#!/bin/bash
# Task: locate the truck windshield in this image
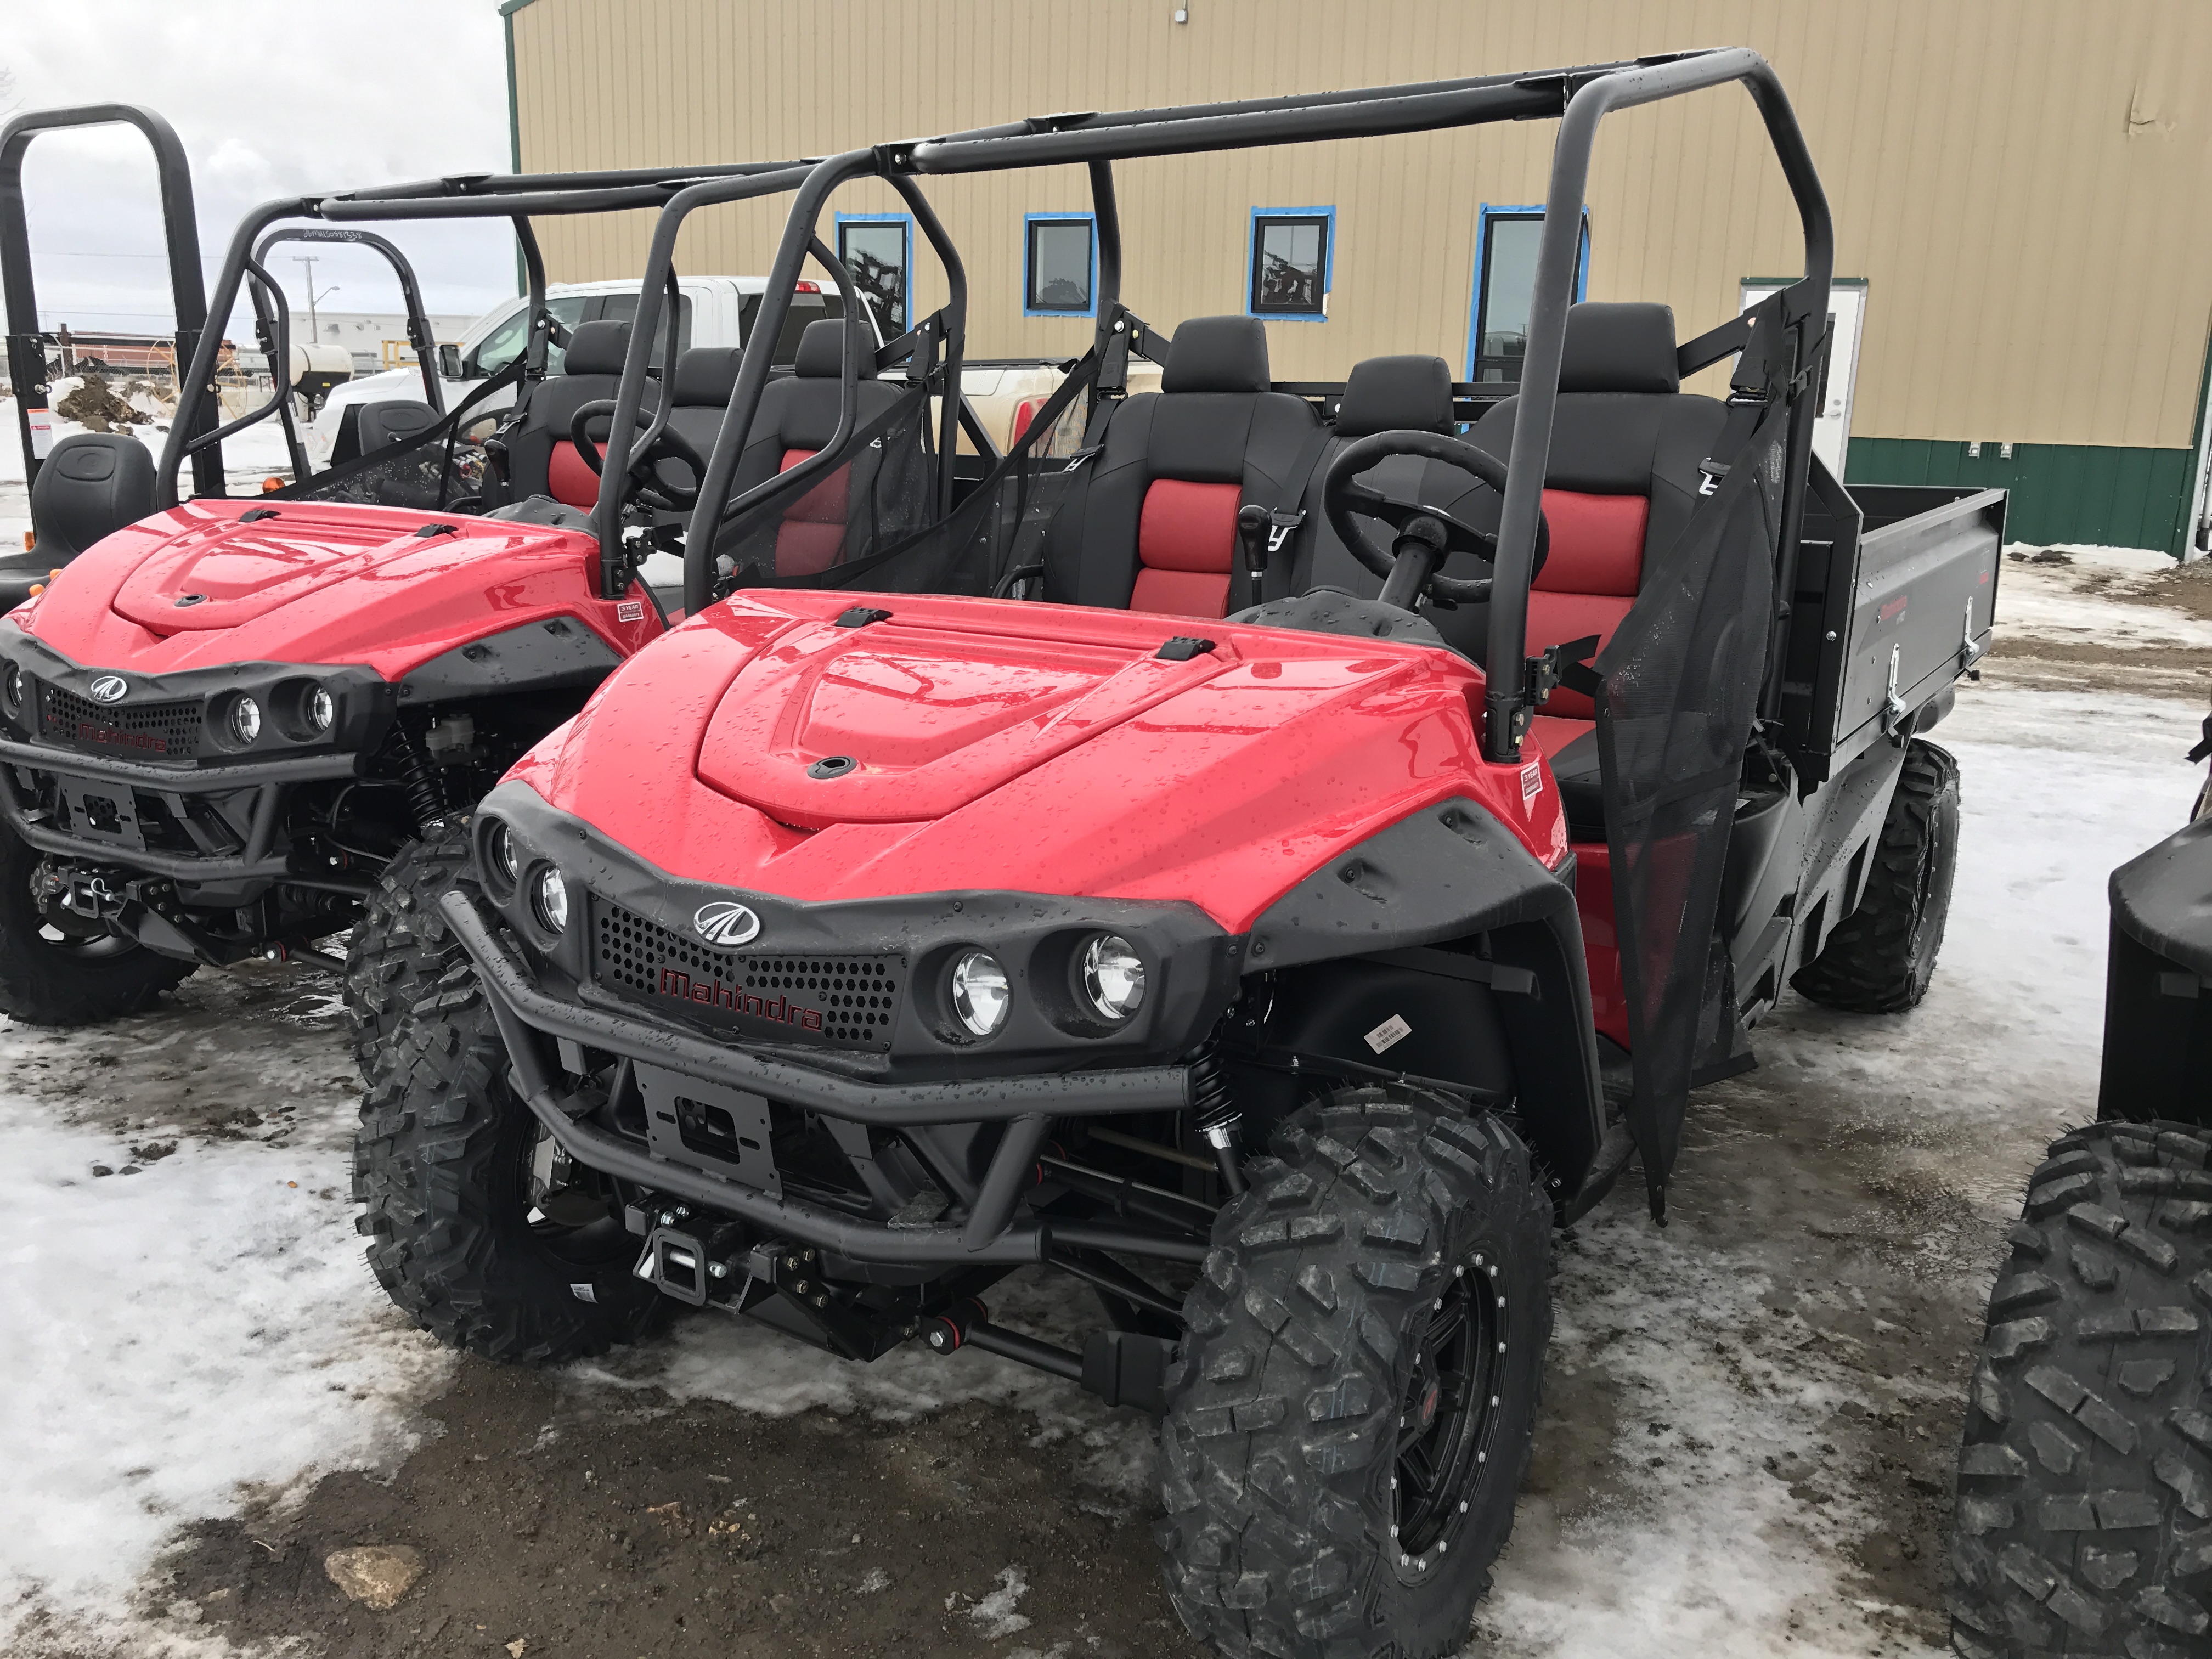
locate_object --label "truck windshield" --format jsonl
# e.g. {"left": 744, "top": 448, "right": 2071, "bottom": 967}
{"left": 737, "top": 289, "right": 845, "bottom": 365}
{"left": 469, "top": 295, "right": 588, "bottom": 379}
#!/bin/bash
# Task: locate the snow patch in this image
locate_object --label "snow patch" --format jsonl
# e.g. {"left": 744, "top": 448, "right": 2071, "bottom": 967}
{"left": 968, "top": 1566, "right": 1034, "bottom": 1640}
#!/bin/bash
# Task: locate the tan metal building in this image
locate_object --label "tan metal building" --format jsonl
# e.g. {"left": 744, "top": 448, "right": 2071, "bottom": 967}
{"left": 501, "top": 0, "right": 2212, "bottom": 554}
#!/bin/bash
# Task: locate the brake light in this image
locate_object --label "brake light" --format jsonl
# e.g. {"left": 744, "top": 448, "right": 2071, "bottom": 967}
{"left": 1011, "top": 398, "right": 1046, "bottom": 446}
{"left": 793, "top": 280, "right": 820, "bottom": 294}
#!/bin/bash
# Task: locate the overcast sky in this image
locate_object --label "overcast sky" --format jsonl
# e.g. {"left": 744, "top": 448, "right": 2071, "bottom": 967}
{"left": 5, "top": 2, "right": 516, "bottom": 341}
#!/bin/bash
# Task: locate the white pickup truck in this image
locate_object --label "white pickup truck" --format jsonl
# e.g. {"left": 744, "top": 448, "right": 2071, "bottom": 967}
{"left": 313, "top": 275, "right": 860, "bottom": 447}
{"left": 317, "top": 275, "right": 1141, "bottom": 459}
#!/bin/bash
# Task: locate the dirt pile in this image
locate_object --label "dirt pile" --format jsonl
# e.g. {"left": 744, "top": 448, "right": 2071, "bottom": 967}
{"left": 54, "top": 375, "right": 145, "bottom": 432}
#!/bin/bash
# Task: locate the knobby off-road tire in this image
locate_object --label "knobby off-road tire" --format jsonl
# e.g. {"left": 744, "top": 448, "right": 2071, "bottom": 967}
{"left": 1159, "top": 1087, "right": 1553, "bottom": 1659}
{"left": 345, "top": 816, "right": 473, "bottom": 1076}
{"left": 0, "top": 824, "right": 193, "bottom": 1025}
{"left": 1794, "top": 738, "right": 1961, "bottom": 1013}
{"left": 1950, "top": 1120, "right": 2212, "bottom": 1658}
{"left": 354, "top": 967, "right": 669, "bottom": 1362}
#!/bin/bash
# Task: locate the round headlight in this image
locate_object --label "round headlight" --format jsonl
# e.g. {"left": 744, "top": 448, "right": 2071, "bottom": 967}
{"left": 227, "top": 695, "right": 262, "bottom": 746}
{"left": 486, "top": 820, "right": 518, "bottom": 887}
{"left": 306, "top": 685, "right": 335, "bottom": 733}
{"left": 1080, "top": 933, "right": 1146, "bottom": 1021}
{"left": 949, "top": 949, "right": 1010, "bottom": 1039}
{"left": 2, "top": 663, "right": 21, "bottom": 713}
{"left": 532, "top": 865, "right": 569, "bottom": 934}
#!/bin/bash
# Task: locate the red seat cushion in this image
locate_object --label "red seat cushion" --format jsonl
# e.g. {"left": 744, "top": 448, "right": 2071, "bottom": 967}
{"left": 1130, "top": 478, "right": 1239, "bottom": 618}
{"left": 774, "top": 447, "right": 851, "bottom": 577}
{"left": 1527, "top": 488, "right": 1649, "bottom": 719}
{"left": 546, "top": 441, "right": 606, "bottom": 510}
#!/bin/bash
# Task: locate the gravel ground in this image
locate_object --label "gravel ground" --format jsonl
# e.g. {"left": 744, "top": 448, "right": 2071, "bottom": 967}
{"left": 1, "top": 552, "right": 2207, "bottom": 1659}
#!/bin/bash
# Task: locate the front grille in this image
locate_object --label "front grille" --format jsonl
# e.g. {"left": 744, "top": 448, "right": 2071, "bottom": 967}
{"left": 36, "top": 682, "right": 201, "bottom": 762}
{"left": 592, "top": 898, "right": 904, "bottom": 1049}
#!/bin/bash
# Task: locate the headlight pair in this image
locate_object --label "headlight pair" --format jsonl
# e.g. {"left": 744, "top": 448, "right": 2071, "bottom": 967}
{"left": 218, "top": 680, "right": 335, "bottom": 749}
{"left": 481, "top": 816, "right": 567, "bottom": 938}
{"left": 946, "top": 932, "right": 1146, "bottom": 1040}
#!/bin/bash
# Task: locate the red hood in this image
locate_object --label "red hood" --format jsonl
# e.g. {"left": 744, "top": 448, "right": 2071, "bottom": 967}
{"left": 513, "top": 591, "right": 1568, "bottom": 934}
{"left": 9, "top": 499, "right": 661, "bottom": 677}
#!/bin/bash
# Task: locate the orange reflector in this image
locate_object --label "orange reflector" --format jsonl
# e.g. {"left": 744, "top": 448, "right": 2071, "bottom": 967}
{"left": 47, "top": 568, "right": 60, "bottom": 581}
{"left": 26, "top": 584, "right": 43, "bottom": 598}
{"left": 261, "top": 476, "right": 284, "bottom": 493}
{"left": 20, "top": 531, "right": 32, "bottom": 552}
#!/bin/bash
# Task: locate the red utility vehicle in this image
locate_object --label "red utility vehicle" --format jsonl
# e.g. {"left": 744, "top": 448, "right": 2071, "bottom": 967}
{"left": 365, "top": 53, "right": 2002, "bottom": 1658}
{"left": 0, "top": 136, "right": 955, "bottom": 1050}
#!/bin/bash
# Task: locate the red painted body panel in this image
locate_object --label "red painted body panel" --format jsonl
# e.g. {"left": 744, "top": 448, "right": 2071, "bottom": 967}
{"left": 4, "top": 498, "right": 663, "bottom": 678}
{"left": 513, "top": 590, "right": 1571, "bottom": 938}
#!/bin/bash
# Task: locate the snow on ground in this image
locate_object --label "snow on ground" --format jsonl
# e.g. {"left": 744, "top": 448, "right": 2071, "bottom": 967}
{"left": 0, "top": 592, "right": 2205, "bottom": 1654}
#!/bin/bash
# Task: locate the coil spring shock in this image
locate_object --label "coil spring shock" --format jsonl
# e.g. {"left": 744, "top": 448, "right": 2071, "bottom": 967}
{"left": 387, "top": 725, "right": 447, "bottom": 831}
{"left": 1189, "top": 1047, "right": 1246, "bottom": 1197}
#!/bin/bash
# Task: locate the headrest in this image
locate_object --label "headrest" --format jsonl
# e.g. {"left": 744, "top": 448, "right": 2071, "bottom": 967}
{"left": 1161, "top": 315, "right": 1270, "bottom": 394}
{"left": 1558, "top": 302, "right": 1678, "bottom": 394}
{"left": 560, "top": 319, "right": 630, "bottom": 377}
{"left": 793, "top": 318, "right": 874, "bottom": 380}
{"left": 673, "top": 345, "right": 744, "bottom": 407}
{"left": 1335, "top": 355, "right": 1454, "bottom": 437}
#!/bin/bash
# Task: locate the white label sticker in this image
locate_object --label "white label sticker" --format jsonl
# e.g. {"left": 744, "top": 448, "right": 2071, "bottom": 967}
{"left": 1364, "top": 1013, "right": 1412, "bottom": 1054}
{"left": 615, "top": 599, "right": 645, "bottom": 623}
{"left": 1521, "top": 760, "right": 1542, "bottom": 810}
{"left": 569, "top": 1282, "right": 599, "bottom": 1304}
{"left": 27, "top": 408, "right": 53, "bottom": 459}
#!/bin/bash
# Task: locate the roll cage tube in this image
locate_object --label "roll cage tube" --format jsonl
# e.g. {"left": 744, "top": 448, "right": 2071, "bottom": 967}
{"left": 155, "top": 159, "right": 804, "bottom": 507}
{"left": 0, "top": 104, "right": 221, "bottom": 497}
{"left": 253, "top": 225, "right": 447, "bottom": 413}
{"left": 676, "top": 151, "right": 975, "bottom": 617}
{"left": 884, "top": 48, "right": 1831, "bottom": 761}
{"left": 1476, "top": 51, "right": 1832, "bottom": 762}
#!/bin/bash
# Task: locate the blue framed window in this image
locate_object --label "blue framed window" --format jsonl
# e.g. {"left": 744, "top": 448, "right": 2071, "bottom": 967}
{"left": 1246, "top": 206, "right": 1334, "bottom": 320}
{"left": 1023, "top": 213, "right": 1096, "bottom": 318}
{"left": 834, "top": 211, "right": 911, "bottom": 336}
{"left": 1465, "top": 205, "right": 1590, "bottom": 382}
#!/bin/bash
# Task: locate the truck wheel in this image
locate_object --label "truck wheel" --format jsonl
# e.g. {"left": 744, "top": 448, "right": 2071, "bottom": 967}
{"left": 0, "top": 827, "right": 193, "bottom": 1025}
{"left": 345, "top": 816, "right": 473, "bottom": 1076}
{"left": 354, "top": 972, "right": 670, "bottom": 1362}
{"left": 1793, "top": 738, "right": 1960, "bottom": 1013}
{"left": 1158, "top": 1087, "right": 1552, "bottom": 1659}
{"left": 1949, "top": 1120, "right": 2212, "bottom": 1657}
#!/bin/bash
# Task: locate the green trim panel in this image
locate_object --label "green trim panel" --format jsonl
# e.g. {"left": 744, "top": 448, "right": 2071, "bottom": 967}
{"left": 1846, "top": 437, "right": 2193, "bottom": 556}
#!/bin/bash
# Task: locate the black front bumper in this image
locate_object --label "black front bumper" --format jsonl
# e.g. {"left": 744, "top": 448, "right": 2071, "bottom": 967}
{"left": 0, "top": 629, "right": 392, "bottom": 883}
{"left": 444, "top": 889, "right": 1212, "bottom": 1268}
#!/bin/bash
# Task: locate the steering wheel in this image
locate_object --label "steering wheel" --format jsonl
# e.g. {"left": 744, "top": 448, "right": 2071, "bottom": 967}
{"left": 568, "top": 400, "right": 708, "bottom": 510}
{"left": 1321, "top": 430, "right": 1549, "bottom": 612}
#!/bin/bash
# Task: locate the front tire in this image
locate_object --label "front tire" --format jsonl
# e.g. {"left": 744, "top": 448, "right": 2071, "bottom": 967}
{"left": 1794, "top": 738, "right": 1960, "bottom": 1013}
{"left": 344, "top": 816, "right": 473, "bottom": 1076}
{"left": 0, "top": 826, "right": 194, "bottom": 1025}
{"left": 354, "top": 969, "right": 669, "bottom": 1362}
{"left": 1949, "top": 1121, "right": 2212, "bottom": 1658}
{"left": 1158, "top": 1087, "right": 1552, "bottom": 1659}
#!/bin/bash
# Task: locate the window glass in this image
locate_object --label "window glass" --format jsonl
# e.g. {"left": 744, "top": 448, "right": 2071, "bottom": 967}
{"left": 469, "top": 294, "right": 588, "bottom": 378}
{"left": 1250, "top": 214, "right": 1328, "bottom": 316}
{"left": 1472, "top": 213, "right": 1590, "bottom": 383}
{"left": 1026, "top": 218, "right": 1093, "bottom": 314}
{"left": 736, "top": 291, "right": 848, "bottom": 368}
{"left": 593, "top": 292, "right": 694, "bottom": 366}
{"left": 836, "top": 220, "right": 907, "bottom": 335}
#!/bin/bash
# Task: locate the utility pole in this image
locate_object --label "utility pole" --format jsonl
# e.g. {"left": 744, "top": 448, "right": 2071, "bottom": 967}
{"left": 290, "top": 255, "right": 326, "bottom": 340}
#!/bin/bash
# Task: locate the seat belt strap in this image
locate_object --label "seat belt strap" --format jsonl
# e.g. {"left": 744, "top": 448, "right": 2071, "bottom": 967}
{"left": 1238, "top": 425, "right": 1336, "bottom": 603}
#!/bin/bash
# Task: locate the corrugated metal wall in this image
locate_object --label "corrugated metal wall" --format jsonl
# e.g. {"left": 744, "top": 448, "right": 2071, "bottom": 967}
{"left": 509, "top": 0, "right": 2212, "bottom": 458}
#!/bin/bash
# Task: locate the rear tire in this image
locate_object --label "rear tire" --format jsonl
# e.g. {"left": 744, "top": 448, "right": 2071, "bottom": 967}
{"left": 354, "top": 969, "right": 669, "bottom": 1362}
{"left": 0, "top": 826, "right": 194, "bottom": 1025}
{"left": 1793, "top": 738, "right": 1960, "bottom": 1013}
{"left": 1949, "top": 1121, "right": 2212, "bottom": 1658}
{"left": 1158, "top": 1087, "right": 1552, "bottom": 1659}
{"left": 345, "top": 816, "right": 473, "bottom": 1076}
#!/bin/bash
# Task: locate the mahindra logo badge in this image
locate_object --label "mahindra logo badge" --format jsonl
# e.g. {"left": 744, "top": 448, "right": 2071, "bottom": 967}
{"left": 87, "top": 675, "right": 128, "bottom": 704}
{"left": 692, "top": 900, "right": 761, "bottom": 949}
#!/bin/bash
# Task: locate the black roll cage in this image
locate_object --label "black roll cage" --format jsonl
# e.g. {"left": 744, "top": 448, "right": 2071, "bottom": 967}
{"left": 153, "top": 157, "right": 811, "bottom": 510}
{"left": 0, "top": 104, "right": 223, "bottom": 499}
{"left": 672, "top": 47, "right": 1832, "bottom": 764}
